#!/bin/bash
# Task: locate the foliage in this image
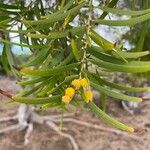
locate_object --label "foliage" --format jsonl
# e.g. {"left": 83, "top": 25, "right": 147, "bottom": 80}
{"left": 122, "top": 0, "right": 150, "bottom": 53}
{"left": 0, "top": 0, "right": 150, "bottom": 132}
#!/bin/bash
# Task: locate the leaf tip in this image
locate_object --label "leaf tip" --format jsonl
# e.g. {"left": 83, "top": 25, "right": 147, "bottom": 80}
{"left": 128, "top": 127, "right": 134, "bottom": 133}
{"left": 134, "top": 128, "right": 147, "bottom": 133}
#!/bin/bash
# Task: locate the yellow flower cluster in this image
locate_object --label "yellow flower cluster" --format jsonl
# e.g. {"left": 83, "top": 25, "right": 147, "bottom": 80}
{"left": 62, "top": 95, "right": 71, "bottom": 104}
{"left": 62, "top": 87, "right": 75, "bottom": 104}
{"left": 85, "top": 90, "right": 93, "bottom": 103}
{"left": 71, "top": 78, "right": 89, "bottom": 89}
{"left": 65, "top": 87, "right": 75, "bottom": 97}
{"left": 62, "top": 77, "right": 93, "bottom": 104}
{"left": 80, "top": 78, "right": 89, "bottom": 87}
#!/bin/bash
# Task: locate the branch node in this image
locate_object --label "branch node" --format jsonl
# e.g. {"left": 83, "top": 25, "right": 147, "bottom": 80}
{"left": 0, "top": 89, "right": 12, "bottom": 99}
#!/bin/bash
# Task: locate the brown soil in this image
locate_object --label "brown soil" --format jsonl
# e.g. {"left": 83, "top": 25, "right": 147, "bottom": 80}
{"left": 0, "top": 76, "right": 150, "bottom": 150}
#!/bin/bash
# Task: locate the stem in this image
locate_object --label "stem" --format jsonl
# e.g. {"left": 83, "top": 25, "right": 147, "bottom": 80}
{"left": 101, "top": 93, "right": 107, "bottom": 112}
{"left": 0, "top": 89, "right": 12, "bottom": 99}
{"left": 79, "top": 0, "right": 93, "bottom": 78}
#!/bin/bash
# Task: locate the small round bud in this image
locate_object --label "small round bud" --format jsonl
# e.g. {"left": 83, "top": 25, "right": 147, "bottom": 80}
{"left": 62, "top": 95, "right": 71, "bottom": 104}
{"left": 65, "top": 87, "right": 75, "bottom": 97}
{"left": 85, "top": 90, "right": 93, "bottom": 103}
{"left": 80, "top": 78, "right": 89, "bottom": 87}
{"left": 71, "top": 79, "right": 81, "bottom": 89}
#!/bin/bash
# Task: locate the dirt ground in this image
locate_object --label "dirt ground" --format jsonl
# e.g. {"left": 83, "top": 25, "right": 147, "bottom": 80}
{"left": 0, "top": 76, "right": 150, "bottom": 150}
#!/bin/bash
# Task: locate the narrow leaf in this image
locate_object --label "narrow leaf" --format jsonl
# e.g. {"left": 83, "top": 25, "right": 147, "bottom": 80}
{"left": 70, "top": 38, "right": 81, "bottom": 61}
{"left": 88, "top": 102, "right": 134, "bottom": 132}
{"left": 88, "top": 72, "right": 150, "bottom": 92}
{"left": 91, "top": 82, "right": 142, "bottom": 102}
{"left": 96, "top": 6, "right": 150, "bottom": 16}
{"left": 94, "top": 13, "right": 150, "bottom": 26}
{"left": 90, "top": 58, "right": 150, "bottom": 73}
{"left": 20, "top": 63, "right": 80, "bottom": 76}
{"left": 26, "top": 26, "right": 86, "bottom": 39}
{"left": 12, "top": 95, "right": 61, "bottom": 104}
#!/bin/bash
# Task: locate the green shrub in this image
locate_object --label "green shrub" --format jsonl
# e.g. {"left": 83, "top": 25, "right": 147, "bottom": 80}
{"left": 0, "top": 0, "right": 150, "bottom": 132}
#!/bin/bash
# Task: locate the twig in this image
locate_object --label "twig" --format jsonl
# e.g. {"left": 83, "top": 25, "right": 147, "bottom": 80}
{"left": 0, "top": 89, "right": 12, "bottom": 98}
{"left": 52, "top": 118, "right": 140, "bottom": 140}
{"left": 46, "top": 121, "right": 79, "bottom": 150}
{"left": 24, "top": 123, "right": 33, "bottom": 145}
{"left": 0, "top": 115, "right": 17, "bottom": 122}
{"left": 0, "top": 124, "right": 20, "bottom": 134}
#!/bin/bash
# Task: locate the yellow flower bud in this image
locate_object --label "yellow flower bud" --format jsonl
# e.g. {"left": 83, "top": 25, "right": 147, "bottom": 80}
{"left": 85, "top": 90, "right": 93, "bottom": 103}
{"left": 71, "top": 79, "right": 81, "bottom": 89}
{"left": 65, "top": 87, "right": 75, "bottom": 97}
{"left": 80, "top": 78, "right": 89, "bottom": 87}
{"left": 62, "top": 95, "right": 71, "bottom": 104}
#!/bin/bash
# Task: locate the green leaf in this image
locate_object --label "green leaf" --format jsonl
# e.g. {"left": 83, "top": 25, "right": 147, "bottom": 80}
{"left": 1, "top": 44, "right": 9, "bottom": 74}
{"left": 89, "top": 31, "right": 150, "bottom": 59}
{"left": 61, "top": 0, "right": 74, "bottom": 10}
{"left": 20, "top": 82, "right": 45, "bottom": 97}
{"left": 88, "top": 46, "right": 123, "bottom": 63}
{"left": 90, "top": 82, "right": 142, "bottom": 102}
{"left": 5, "top": 43, "right": 14, "bottom": 67}
{"left": 88, "top": 102, "right": 134, "bottom": 132}
{"left": 134, "top": 22, "right": 149, "bottom": 52}
{"left": 101, "top": 94, "right": 107, "bottom": 112}
{"left": 2, "top": 41, "right": 19, "bottom": 77}
{"left": 49, "top": 75, "right": 78, "bottom": 94}
{"left": 0, "top": 8, "right": 19, "bottom": 15}
{"left": 58, "top": 53, "right": 74, "bottom": 66}
{"left": 90, "top": 58, "right": 150, "bottom": 73}
{"left": 90, "top": 46, "right": 150, "bottom": 63}
{"left": 18, "top": 76, "right": 49, "bottom": 86}
{"left": 0, "top": 18, "right": 12, "bottom": 25}
{"left": 96, "top": 6, "right": 150, "bottom": 16}
{"left": 37, "top": 77, "right": 58, "bottom": 96}
{"left": 23, "top": 2, "right": 87, "bottom": 27}
{"left": 89, "top": 30, "right": 114, "bottom": 51}
{"left": 0, "top": 38, "right": 45, "bottom": 49}
{"left": 1, "top": 28, "right": 31, "bottom": 34}
{"left": 41, "top": 102, "right": 62, "bottom": 109}
{"left": 0, "top": 3, "right": 19, "bottom": 9}
{"left": 26, "top": 26, "right": 86, "bottom": 39}
{"left": 22, "top": 48, "right": 49, "bottom": 67}
{"left": 43, "top": 0, "right": 74, "bottom": 19}
{"left": 12, "top": 95, "right": 61, "bottom": 104}
{"left": 0, "top": 15, "right": 10, "bottom": 22}
{"left": 88, "top": 72, "right": 150, "bottom": 92}
{"left": 20, "top": 62, "right": 80, "bottom": 76}
{"left": 94, "top": 13, "right": 150, "bottom": 26}
{"left": 70, "top": 38, "right": 81, "bottom": 61}
{"left": 99, "top": 0, "right": 119, "bottom": 19}
{"left": 115, "top": 50, "right": 150, "bottom": 59}
{"left": 89, "top": 30, "right": 128, "bottom": 62}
